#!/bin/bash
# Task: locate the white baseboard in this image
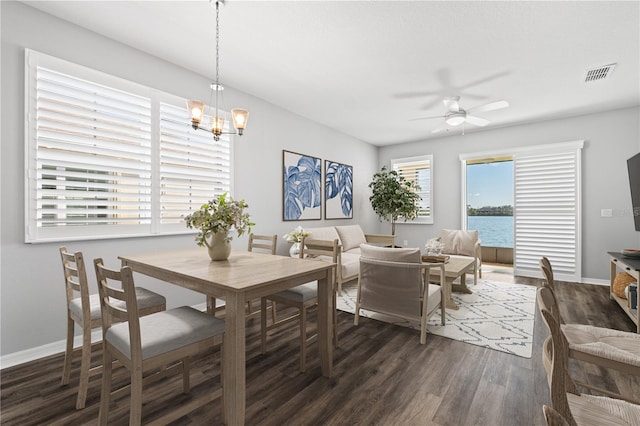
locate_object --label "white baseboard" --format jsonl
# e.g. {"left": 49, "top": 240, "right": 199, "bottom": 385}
{"left": 0, "top": 302, "right": 215, "bottom": 370}
{"left": 0, "top": 329, "right": 102, "bottom": 370}
{"left": 579, "top": 277, "right": 609, "bottom": 286}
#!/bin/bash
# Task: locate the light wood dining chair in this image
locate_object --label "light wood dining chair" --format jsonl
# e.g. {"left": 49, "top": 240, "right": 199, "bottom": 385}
{"left": 59, "top": 247, "right": 166, "bottom": 410}
{"left": 543, "top": 405, "right": 570, "bottom": 426}
{"left": 94, "top": 258, "right": 225, "bottom": 425}
{"left": 538, "top": 257, "right": 640, "bottom": 404}
{"left": 246, "top": 234, "right": 278, "bottom": 320}
{"left": 354, "top": 244, "right": 446, "bottom": 345}
{"left": 206, "top": 233, "right": 278, "bottom": 321}
{"left": 260, "top": 237, "right": 339, "bottom": 372}
{"left": 537, "top": 286, "right": 640, "bottom": 425}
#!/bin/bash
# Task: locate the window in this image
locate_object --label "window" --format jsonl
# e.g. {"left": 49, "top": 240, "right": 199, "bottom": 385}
{"left": 390, "top": 155, "right": 433, "bottom": 224}
{"left": 25, "top": 49, "right": 233, "bottom": 243}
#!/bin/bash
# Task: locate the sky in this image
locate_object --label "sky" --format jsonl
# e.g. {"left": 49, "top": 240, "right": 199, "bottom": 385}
{"left": 466, "top": 160, "right": 513, "bottom": 208}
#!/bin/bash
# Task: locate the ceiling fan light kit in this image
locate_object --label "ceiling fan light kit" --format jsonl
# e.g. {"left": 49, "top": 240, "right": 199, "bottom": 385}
{"left": 412, "top": 96, "right": 509, "bottom": 135}
{"left": 445, "top": 111, "right": 466, "bottom": 126}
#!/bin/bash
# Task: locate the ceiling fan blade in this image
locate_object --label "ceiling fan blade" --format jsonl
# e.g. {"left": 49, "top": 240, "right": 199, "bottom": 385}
{"left": 431, "top": 124, "right": 448, "bottom": 134}
{"left": 443, "top": 97, "right": 460, "bottom": 112}
{"left": 465, "top": 114, "right": 490, "bottom": 127}
{"left": 409, "top": 115, "right": 444, "bottom": 121}
{"left": 469, "top": 100, "right": 509, "bottom": 114}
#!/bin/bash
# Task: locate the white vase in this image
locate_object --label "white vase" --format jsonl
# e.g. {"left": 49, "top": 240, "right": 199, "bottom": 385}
{"left": 204, "top": 231, "right": 231, "bottom": 261}
{"left": 289, "top": 242, "right": 303, "bottom": 258}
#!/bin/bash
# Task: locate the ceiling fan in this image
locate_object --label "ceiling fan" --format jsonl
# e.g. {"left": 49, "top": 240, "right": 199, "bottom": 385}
{"left": 411, "top": 96, "right": 509, "bottom": 134}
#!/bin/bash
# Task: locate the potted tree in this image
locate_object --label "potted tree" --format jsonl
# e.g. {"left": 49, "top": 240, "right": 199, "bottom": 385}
{"left": 368, "top": 166, "right": 421, "bottom": 235}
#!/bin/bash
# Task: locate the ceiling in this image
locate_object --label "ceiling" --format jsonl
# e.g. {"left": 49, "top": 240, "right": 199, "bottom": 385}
{"left": 22, "top": 1, "right": 640, "bottom": 146}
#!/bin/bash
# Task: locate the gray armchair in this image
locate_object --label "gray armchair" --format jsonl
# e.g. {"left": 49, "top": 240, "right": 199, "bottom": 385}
{"left": 354, "top": 244, "right": 445, "bottom": 344}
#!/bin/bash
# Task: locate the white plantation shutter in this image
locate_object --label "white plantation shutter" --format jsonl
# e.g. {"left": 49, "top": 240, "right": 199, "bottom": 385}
{"left": 513, "top": 142, "right": 583, "bottom": 281}
{"left": 390, "top": 155, "right": 433, "bottom": 224}
{"left": 25, "top": 50, "right": 234, "bottom": 242}
{"left": 158, "top": 103, "right": 231, "bottom": 225}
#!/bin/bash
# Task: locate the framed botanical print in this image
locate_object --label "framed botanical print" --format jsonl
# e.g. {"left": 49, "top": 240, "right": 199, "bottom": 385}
{"left": 324, "top": 160, "right": 353, "bottom": 219}
{"left": 282, "top": 150, "right": 322, "bottom": 221}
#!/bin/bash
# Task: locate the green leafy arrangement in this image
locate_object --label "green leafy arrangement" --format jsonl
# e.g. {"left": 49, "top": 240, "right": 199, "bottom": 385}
{"left": 185, "top": 193, "right": 254, "bottom": 246}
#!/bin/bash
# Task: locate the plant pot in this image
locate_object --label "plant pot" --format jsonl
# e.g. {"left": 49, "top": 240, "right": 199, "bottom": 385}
{"left": 205, "top": 231, "right": 231, "bottom": 261}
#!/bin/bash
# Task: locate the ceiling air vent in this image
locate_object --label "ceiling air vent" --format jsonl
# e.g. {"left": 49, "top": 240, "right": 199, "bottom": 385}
{"left": 584, "top": 63, "right": 616, "bottom": 82}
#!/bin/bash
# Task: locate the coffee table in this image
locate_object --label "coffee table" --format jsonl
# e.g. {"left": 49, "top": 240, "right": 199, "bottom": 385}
{"left": 428, "top": 255, "right": 476, "bottom": 310}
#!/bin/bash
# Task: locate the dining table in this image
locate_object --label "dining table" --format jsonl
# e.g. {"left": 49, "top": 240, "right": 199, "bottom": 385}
{"left": 119, "top": 248, "right": 336, "bottom": 426}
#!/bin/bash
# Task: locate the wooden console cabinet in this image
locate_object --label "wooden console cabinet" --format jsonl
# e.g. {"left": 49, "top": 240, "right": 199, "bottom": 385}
{"left": 609, "top": 252, "right": 639, "bottom": 333}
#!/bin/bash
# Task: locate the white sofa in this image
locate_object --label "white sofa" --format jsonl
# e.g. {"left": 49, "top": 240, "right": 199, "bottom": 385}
{"left": 304, "top": 225, "right": 395, "bottom": 294}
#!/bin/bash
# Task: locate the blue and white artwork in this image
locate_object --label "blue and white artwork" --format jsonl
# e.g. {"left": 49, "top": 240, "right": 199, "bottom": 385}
{"left": 325, "top": 160, "right": 353, "bottom": 219}
{"left": 283, "top": 150, "right": 322, "bottom": 221}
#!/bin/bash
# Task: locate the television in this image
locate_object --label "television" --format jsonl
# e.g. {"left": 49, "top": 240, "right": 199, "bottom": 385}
{"left": 628, "top": 152, "right": 640, "bottom": 231}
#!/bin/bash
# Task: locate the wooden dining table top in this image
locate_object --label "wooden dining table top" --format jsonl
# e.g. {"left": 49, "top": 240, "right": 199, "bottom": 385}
{"left": 119, "top": 248, "right": 335, "bottom": 299}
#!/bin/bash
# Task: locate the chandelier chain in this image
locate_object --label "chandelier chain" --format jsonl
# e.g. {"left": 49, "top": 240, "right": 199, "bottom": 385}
{"left": 215, "top": 0, "right": 220, "bottom": 114}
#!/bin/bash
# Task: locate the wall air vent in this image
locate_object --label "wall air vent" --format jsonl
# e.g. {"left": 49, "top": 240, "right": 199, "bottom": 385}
{"left": 584, "top": 63, "right": 616, "bottom": 82}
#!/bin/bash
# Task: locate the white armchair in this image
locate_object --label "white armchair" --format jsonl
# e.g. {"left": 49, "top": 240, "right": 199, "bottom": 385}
{"left": 439, "top": 229, "right": 482, "bottom": 285}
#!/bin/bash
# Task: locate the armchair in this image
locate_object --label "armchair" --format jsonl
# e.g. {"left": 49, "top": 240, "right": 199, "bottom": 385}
{"left": 354, "top": 244, "right": 445, "bottom": 344}
{"left": 439, "top": 229, "right": 482, "bottom": 285}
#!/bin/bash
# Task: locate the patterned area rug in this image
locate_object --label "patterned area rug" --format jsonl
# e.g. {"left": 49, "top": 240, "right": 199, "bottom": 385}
{"left": 337, "top": 279, "right": 536, "bottom": 358}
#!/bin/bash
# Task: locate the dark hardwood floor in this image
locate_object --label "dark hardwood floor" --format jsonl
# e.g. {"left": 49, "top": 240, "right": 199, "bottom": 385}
{"left": 2, "top": 268, "right": 638, "bottom": 425}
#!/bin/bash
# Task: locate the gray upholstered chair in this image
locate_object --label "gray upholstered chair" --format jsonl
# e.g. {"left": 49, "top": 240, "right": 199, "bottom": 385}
{"left": 94, "top": 258, "right": 225, "bottom": 425}
{"left": 537, "top": 286, "right": 640, "bottom": 425}
{"left": 260, "top": 237, "right": 339, "bottom": 372}
{"left": 539, "top": 257, "right": 640, "bottom": 404}
{"left": 59, "top": 247, "right": 166, "bottom": 410}
{"left": 354, "top": 244, "right": 445, "bottom": 344}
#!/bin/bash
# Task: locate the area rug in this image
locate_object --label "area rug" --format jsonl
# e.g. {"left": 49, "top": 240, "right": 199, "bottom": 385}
{"left": 337, "top": 279, "right": 536, "bottom": 358}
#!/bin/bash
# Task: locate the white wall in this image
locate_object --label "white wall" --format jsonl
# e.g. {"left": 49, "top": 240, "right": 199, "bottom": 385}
{"left": 0, "top": 2, "right": 378, "bottom": 359}
{"left": 379, "top": 107, "right": 640, "bottom": 282}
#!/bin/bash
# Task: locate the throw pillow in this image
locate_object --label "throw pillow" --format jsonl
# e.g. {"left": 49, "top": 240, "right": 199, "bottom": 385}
{"left": 613, "top": 272, "right": 637, "bottom": 299}
{"left": 335, "top": 225, "right": 367, "bottom": 251}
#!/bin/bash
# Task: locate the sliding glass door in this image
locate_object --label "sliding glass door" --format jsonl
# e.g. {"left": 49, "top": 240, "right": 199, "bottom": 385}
{"left": 461, "top": 141, "right": 583, "bottom": 281}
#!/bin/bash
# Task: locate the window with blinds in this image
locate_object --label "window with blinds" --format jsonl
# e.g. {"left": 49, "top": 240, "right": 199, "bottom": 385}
{"left": 390, "top": 155, "right": 434, "bottom": 224}
{"left": 25, "top": 49, "right": 233, "bottom": 242}
{"left": 158, "top": 103, "right": 232, "bottom": 224}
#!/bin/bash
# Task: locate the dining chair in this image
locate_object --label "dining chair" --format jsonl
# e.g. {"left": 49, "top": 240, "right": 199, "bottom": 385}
{"left": 537, "top": 286, "right": 640, "bottom": 425}
{"left": 59, "top": 247, "right": 166, "bottom": 410}
{"left": 246, "top": 234, "right": 278, "bottom": 320}
{"left": 542, "top": 405, "right": 570, "bottom": 426}
{"left": 206, "top": 233, "right": 278, "bottom": 321}
{"left": 538, "top": 257, "right": 640, "bottom": 404}
{"left": 94, "top": 258, "right": 225, "bottom": 425}
{"left": 354, "top": 244, "right": 445, "bottom": 345}
{"left": 260, "top": 237, "right": 339, "bottom": 372}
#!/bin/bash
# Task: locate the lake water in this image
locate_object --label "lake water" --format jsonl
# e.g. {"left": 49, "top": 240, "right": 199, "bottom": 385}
{"left": 467, "top": 216, "right": 513, "bottom": 248}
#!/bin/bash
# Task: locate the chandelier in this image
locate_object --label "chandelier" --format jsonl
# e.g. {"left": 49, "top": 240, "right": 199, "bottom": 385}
{"left": 187, "top": 0, "right": 249, "bottom": 141}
